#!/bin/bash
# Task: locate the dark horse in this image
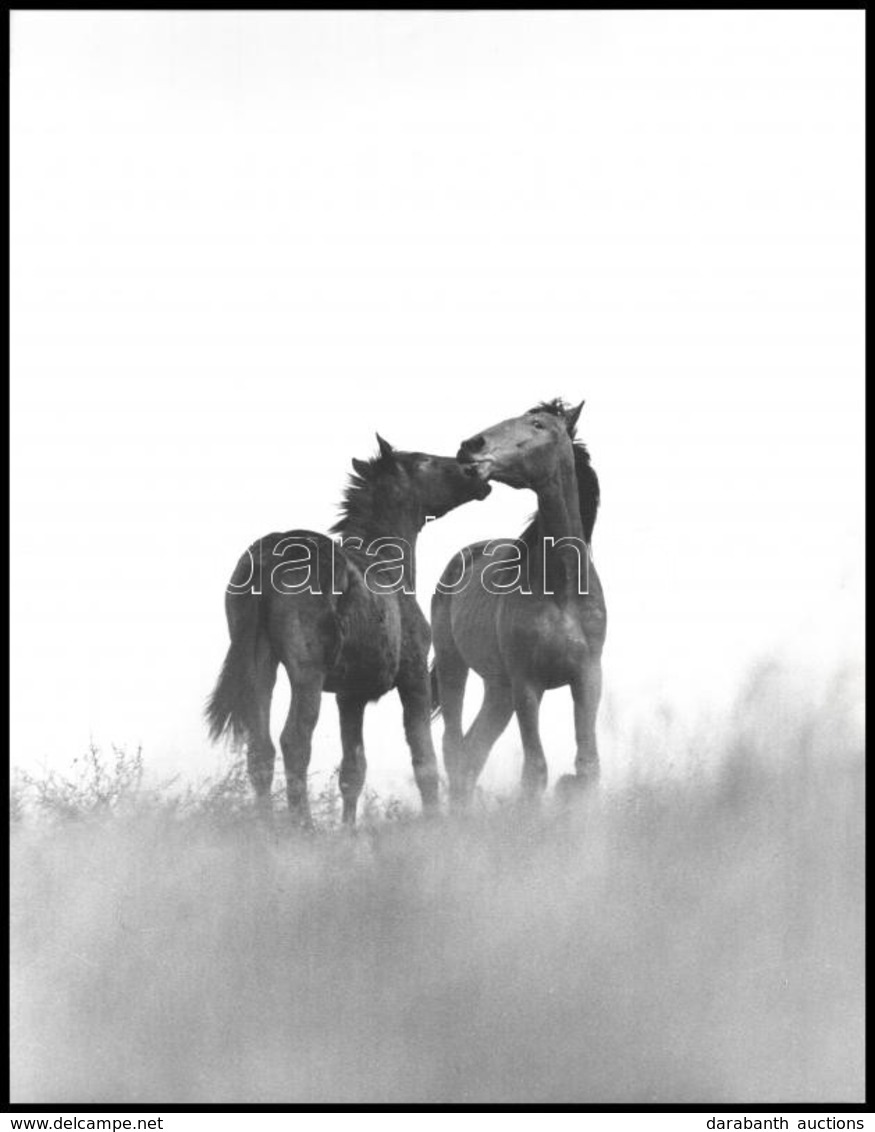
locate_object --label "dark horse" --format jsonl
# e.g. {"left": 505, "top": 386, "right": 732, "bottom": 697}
{"left": 207, "top": 436, "right": 491, "bottom": 824}
{"left": 432, "top": 399, "right": 606, "bottom": 802}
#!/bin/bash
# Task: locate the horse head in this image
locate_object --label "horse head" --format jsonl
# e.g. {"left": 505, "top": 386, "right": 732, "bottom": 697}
{"left": 348, "top": 434, "right": 492, "bottom": 530}
{"left": 457, "top": 398, "right": 584, "bottom": 490}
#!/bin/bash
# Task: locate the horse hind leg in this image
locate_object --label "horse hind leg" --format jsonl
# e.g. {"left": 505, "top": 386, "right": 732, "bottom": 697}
{"left": 247, "top": 641, "right": 279, "bottom": 820}
{"left": 512, "top": 680, "right": 548, "bottom": 799}
{"left": 455, "top": 680, "right": 514, "bottom": 806}
{"left": 279, "top": 668, "right": 324, "bottom": 827}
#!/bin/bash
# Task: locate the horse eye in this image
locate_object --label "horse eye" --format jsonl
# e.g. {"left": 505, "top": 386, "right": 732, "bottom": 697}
{"left": 532, "top": 420, "right": 544, "bottom": 430}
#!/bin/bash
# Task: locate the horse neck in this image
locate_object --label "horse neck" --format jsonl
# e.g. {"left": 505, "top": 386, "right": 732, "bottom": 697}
{"left": 532, "top": 448, "right": 586, "bottom": 602}
{"left": 337, "top": 492, "right": 422, "bottom": 590}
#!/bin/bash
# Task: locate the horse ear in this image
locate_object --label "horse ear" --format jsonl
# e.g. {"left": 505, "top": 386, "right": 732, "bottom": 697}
{"left": 566, "top": 400, "right": 585, "bottom": 434}
{"left": 352, "top": 457, "right": 369, "bottom": 476}
{"left": 375, "top": 433, "right": 396, "bottom": 462}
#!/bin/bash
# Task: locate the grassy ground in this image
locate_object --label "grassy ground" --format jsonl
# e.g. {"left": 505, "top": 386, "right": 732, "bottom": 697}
{"left": 10, "top": 665, "right": 864, "bottom": 1103}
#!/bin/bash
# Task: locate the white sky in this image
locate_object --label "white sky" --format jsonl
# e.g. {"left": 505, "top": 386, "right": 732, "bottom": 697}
{"left": 10, "top": 11, "right": 864, "bottom": 797}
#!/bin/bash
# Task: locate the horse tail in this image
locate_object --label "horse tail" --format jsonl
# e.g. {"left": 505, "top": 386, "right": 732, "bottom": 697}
{"left": 430, "top": 660, "right": 442, "bottom": 720}
{"left": 205, "top": 549, "right": 269, "bottom": 747}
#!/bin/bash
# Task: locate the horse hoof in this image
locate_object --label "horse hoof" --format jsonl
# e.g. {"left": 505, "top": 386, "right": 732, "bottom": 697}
{"left": 448, "top": 788, "right": 473, "bottom": 814}
{"left": 287, "top": 811, "right": 316, "bottom": 835}
{"left": 555, "top": 773, "right": 597, "bottom": 803}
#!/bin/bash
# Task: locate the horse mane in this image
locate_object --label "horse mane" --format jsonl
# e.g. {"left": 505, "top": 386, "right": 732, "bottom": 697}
{"left": 520, "top": 398, "right": 601, "bottom": 546}
{"left": 530, "top": 397, "right": 571, "bottom": 419}
{"left": 329, "top": 454, "right": 387, "bottom": 537}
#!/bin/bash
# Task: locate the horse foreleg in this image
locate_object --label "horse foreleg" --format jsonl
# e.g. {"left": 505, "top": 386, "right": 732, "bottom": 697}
{"left": 337, "top": 694, "right": 367, "bottom": 826}
{"left": 513, "top": 680, "right": 547, "bottom": 797}
{"left": 571, "top": 661, "right": 602, "bottom": 786}
{"left": 397, "top": 675, "right": 440, "bottom": 815}
{"left": 280, "top": 672, "right": 324, "bottom": 827}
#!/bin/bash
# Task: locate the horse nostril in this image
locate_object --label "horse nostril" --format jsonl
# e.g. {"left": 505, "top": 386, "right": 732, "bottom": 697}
{"left": 460, "top": 435, "right": 486, "bottom": 455}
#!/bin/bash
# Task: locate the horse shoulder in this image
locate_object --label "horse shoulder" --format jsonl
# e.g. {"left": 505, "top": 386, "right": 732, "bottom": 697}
{"left": 399, "top": 593, "right": 430, "bottom": 651}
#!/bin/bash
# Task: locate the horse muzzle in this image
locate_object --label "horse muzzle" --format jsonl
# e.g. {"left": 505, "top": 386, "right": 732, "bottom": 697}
{"left": 457, "top": 446, "right": 495, "bottom": 479}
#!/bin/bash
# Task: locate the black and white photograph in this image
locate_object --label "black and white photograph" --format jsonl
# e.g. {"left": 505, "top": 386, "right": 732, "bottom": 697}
{"left": 9, "top": 10, "right": 864, "bottom": 1107}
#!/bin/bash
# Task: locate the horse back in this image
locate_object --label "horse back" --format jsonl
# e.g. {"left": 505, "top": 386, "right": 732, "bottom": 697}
{"left": 247, "top": 530, "right": 403, "bottom": 699}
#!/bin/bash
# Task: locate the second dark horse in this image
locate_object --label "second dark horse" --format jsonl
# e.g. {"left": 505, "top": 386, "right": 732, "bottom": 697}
{"left": 207, "top": 436, "right": 490, "bottom": 824}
